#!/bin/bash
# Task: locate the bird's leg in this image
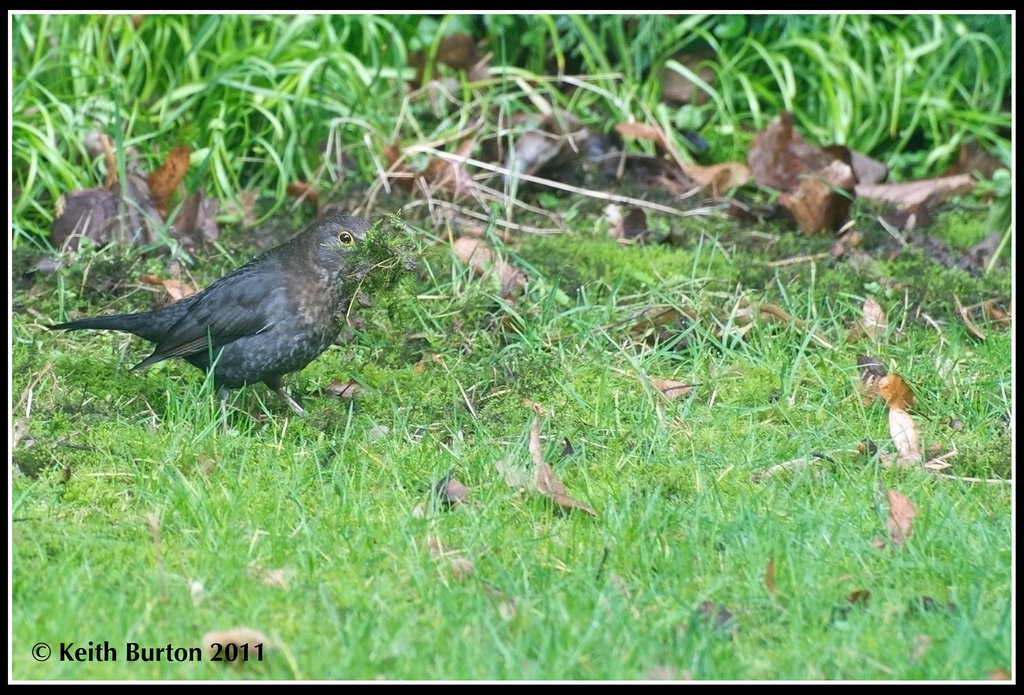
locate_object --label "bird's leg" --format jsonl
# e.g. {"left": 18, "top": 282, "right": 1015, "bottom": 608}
{"left": 218, "top": 386, "right": 231, "bottom": 428}
{"left": 266, "top": 375, "right": 305, "bottom": 415}
{"left": 274, "top": 387, "right": 305, "bottom": 415}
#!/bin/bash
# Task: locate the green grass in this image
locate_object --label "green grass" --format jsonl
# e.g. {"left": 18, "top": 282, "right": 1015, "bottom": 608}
{"left": 11, "top": 14, "right": 1012, "bottom": 244}
{"left": 10, "top": 13, "right": 1012, "bottom": 683}
{"left": 12, "top": 200, "right": 1012, "bottom": 680}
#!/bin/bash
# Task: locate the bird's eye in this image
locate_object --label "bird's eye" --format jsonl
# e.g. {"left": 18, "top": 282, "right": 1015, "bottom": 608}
{"left": 337, "top": 231, "right": 355, "bottom": 246}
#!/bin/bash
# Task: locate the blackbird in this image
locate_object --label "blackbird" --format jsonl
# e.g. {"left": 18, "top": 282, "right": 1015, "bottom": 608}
{"left": 50, "top": 214, "right": 373, "bottom": 415}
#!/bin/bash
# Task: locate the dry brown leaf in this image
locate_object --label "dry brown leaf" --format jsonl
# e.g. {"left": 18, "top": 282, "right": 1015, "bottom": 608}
{"left": 604, "top": 204, "right": 651, "bottom": 241}
{"left": 433, "top": 469, "right": 470, "bottom": 507}
{"left": 505, "top": 110, "right": 588, "bottom": 181}
{"left": 173, "top": 190, "right": 220, "bottom": 250}
{"left": 748, "top": 113, "right": 857, "bottom": 233}
{"left": 879, "top": 374, "right": 915, "bottom": 410}
{"left": 910, "top": 635, "right": 931, "bottom": 662}
{"left": 650, "top": 378, "right": 694, "bottom": 401}
{"left": 426, "top": 534, "right": 474, "bottom": 581}
{"left": 748, "top": 112, "right": 835, "bottom": 191}
{"left": 764, "top": 557, "right": 776, "bottom": 596}
{"left": 408, "top": 32, "right": 481, "bottom": 86}
{"left": 528, "top": 417, "right": 597, "bottom": 516}
{"left": 849, "top": 150, "right": 889, "bottom": 185}
{"left": 682, "top": 161, "right": 751, "bottom": 196}
{"left": 856, "top": 354, "right": 887, "bottom": 404}
{"left": 422, "top": 136, "right": 478, "bottom": 197}
{"left": 248, "top": 565, "right": 296, "bottom": 590}
{"left": 286, "top": 182, "right": 322, "bottom": 219}
{"left": 138, "top": 274, "right": 197, "bottom": 301}
{"left": 495, "top": 456, "right": 532, "bottom": 490}
{"left": 50, "top": 188, "right": 122, "bottom": 251}
{"left": 889, "top": 407, "right": 922, "bottom": 464}
{"left": 451, "top": 237, "right": 527, "bottom": 298}
{"left": 615, "top": 121, "right": 690, "bottom": 182}
{"left": 779, "top": 159, "right": 856, "bottom": 234}
{"left": 981, "top": 299, "right": 1010, "bottom": 325}
{"left": 855, "top": 174, "right": 975, "bottom": 209}
{"left": 885, "top": 488, "right": 919, "bottom": 547}
{"left": 659, "top": 50, "right": 716, "bottom": 107}
{"left": 847, "top": 589, "right": 871, "bottom": 605}
{"left": 861, "top": 298, "right": 888, "bottom": 340}
{"left": 697, "top": 600, "right": 736, "bottom": 634}
{"left": 323, "top": 379, "right": 365, "bottom": 400}
{"left": 626, "top": 305, "right": 698, "bottom": 344}
{"left": 147, "top": 144, "right": 191, "bottom": 214}
{"left": 160, "top": 278, "right": 196, "bottom": 302}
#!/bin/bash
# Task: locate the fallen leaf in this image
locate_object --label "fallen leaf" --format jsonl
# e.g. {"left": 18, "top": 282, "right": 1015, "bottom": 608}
{"left": 764, "top": 556, "right": 776, "bottom": 596}
{"left": 779, "top": 159, "right": 856, "bottom": 234}
{"left": 856, "top": 354, "right": 887, "bottom": 404}
{"left": 847, "top": 589, "right": 871, "bottom": 605}
{"left": 857, "top": 354, "right": 887, "bottom": 382}
{"left": 421, "top": 136, "right": 478, "bottom": 197}
{"left": 408, "top": 32, "right": 481, "bottom": 86}
{"left": 625, "top": 305, "right": 699, "bottom": 345}
{"left": 849, "top": 150, "right": 889, "bottom": 185}
{"left": 680, "top": 161, "right": 751, "bottom": 196}
{"left": 323, "top": 379, "right": 365, "bottom": 400}
{"left": 858, "top": 439, "right": 879, "bottom": 456}
{"left": 432, "top": 468, "right": 470, "bottom": 507}
{"left": 426, "top": 533, "right": 474, "bottom": 581}
{"left": 659, "top": 50, "right": 716, "bottom": 107}
{"left": 286, "top": 181, "right": 321, "bottom": 219}
{"left": 885, "top": 488, "right": 919, "bottom": 547}
{"left": 140, "top": 274, "right": 197, "bottom": 302}
{"left": 889, "top": 407, "right": 922, "bottom": 464}
{"left": 615, "top": 121, "right": 691, "bottom": 184}
{"left": 495, "top": 456, "right": 533, "bottom": 490}
{"left": 147, "top": 144, "right": 191, "bottom": 214}
{"left": 981, "top": 299, "right": 1010, "bottom": 325}
{"left": 606, "top": 205, "right": 650, "bottom": 241}
{"left": 860, "top": 299, "right": 889, "bottom": 340}
{"left": 748, "top": 113, "right": 857, "bottom": 233}
{"left": 528, "top": 417, "right": 597, "bottom": 516}
{"left": 247, "top": 565, "right": 296, "bottom": 590}
{"left": 50, "top": 188, "right": 122, "bottom": 251}
{"left": 696, "top": 600, "right": 736, "bottom": 636}
{"left": 172, "top": 190, "right": 220, "bottom": 250}
{"left": 505, "top": 110, "right": 588, "bottom": 181}
{"left": 452, "top": 237, "right": 527, "bottom": 298}
{"left": 879, "top": 374, "right": 915, "bottom": 410}
{"left": 650, "top": 378, "right": 694, "bottom": 401}
{"left": 855, "top": 174, "right": 975, "bottom": 209}
{"left": 910, "top": 634, "right": 931, "bottom": 662}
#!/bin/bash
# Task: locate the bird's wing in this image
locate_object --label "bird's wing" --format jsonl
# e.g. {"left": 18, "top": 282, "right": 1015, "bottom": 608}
{"left": 135, "top": 265, "right": 292, "bottom": 368}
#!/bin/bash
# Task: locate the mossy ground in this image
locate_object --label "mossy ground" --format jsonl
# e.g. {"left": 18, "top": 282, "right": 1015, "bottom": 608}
{"left": 11, "top": 199, "right": 1011, "bottom": 680}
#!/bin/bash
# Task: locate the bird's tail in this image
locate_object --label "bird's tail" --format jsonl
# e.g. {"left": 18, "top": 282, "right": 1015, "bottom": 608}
{"left": 49, "top": 313, "right": 168, "bottom": 344}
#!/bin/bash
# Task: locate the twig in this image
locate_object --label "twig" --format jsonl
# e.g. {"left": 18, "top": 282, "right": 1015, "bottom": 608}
{"left": 404, "top": 145, "right": 724, "bottom": 219}
{"left": 954, "top": 293, "right": 987, "bottom": 341}
{"left": 765, "top": 252, "right": 830, "bottom": 267}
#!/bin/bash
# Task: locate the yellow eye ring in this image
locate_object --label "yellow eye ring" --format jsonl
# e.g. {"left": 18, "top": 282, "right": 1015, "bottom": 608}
{"left": 338, "top": 230, "right": 355, "bottom": 245}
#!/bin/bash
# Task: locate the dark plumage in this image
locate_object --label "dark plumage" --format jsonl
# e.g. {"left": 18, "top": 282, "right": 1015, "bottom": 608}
{"left": 50, "top": 214, "right": 373, "bottom": 415}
